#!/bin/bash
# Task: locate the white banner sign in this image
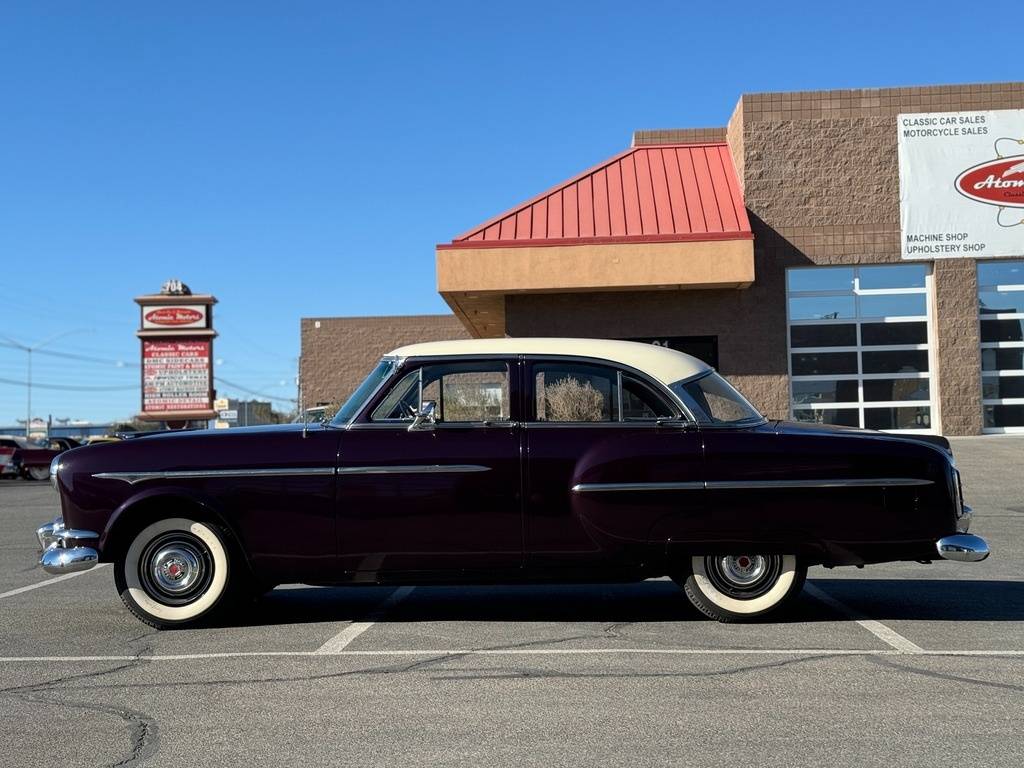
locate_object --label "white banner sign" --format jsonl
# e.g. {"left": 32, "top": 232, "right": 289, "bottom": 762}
{"left": 898, "top": 109, "right": 1024, "bottom": 260}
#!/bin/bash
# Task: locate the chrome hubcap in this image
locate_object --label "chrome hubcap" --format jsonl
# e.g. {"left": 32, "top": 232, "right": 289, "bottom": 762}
{"left": 151, "top": 545, "right": 204, "bottom": 594}
{"left": 139, "top": 532, "right": 213, "bottom": 605}
{"left": 717, "top": 555, "right": 767, "bottom": 587}
{"left": 703, "top": 554, "right": 783, "bottom": 600}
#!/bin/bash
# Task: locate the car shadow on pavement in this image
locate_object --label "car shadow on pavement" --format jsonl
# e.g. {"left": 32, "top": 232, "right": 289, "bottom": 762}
{"left": 214, "top": 578, "right": 1024, "bottom": 628}
{"left": 804, "top": 578, "right": 1024, "bottom": 622}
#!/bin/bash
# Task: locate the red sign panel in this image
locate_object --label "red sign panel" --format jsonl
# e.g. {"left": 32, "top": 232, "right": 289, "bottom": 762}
{"left": 955, "top": 156, "right": 1024, "bottom": 208}
{"left": 144, "top": 307, "right": 204, "bottom": 326}
{"left": 142, "top": 340, "right": 212, "bottom": 412}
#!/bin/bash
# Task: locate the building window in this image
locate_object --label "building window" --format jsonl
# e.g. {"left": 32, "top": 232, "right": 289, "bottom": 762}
{"left": 979, "top": 260, "right": 1024, "bottom": 433}
{"left": 786, "top": 264, "right": 933, "bottom": 433}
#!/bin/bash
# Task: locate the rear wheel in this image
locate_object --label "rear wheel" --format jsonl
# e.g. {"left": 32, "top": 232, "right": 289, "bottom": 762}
{"left": 115, "top": 517, "right": 234, "bottom": 629}
{"left": 678, "top": 554, "right": 806, "bottom": 622}
{"left": 26, "top": 466, "right": 49, "bottom": 481}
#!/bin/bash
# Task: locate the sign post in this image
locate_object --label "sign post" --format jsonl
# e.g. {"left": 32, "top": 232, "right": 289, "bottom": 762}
{"left": 135, "top": 279, "right": 218, "bottom": 427}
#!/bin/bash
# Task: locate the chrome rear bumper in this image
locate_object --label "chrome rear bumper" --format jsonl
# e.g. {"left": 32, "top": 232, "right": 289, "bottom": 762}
{"left": 936, "top": 533, "right": 990, "bottom": 563}
{"left": 36, "top": 518, "right": 100, "bottom": 575}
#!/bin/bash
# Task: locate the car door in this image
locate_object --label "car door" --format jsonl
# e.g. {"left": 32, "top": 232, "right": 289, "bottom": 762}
{"left": 523, "top": 358, "right": 705, "bottom": 572}
{"left": 336, "top": 357, "right": 523, "bottom": 576}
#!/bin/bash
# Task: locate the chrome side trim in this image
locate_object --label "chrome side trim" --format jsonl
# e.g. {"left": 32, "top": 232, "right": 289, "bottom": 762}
{"left": 572, "top": 478, "right": 933, "bottom": 493}
{"left": 706, "top": 478, "right": 934, "bottom": 490}
{"left": 93, "top": 467, "right": 337, "bottom": 485}
{"left": 572, "top": 481, "right": 704, "bottom": 493}
{"left": 337, "top": 464, "right": 491, "bottom": 475}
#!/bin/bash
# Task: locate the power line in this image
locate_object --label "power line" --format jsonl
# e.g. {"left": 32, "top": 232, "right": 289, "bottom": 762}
{"left": 2, "top": 340, "right": 297, "bottom": 403}
{"left": 0, "top": 376, "right": 137, "bottom": 392}
{"left": 214, "top": 376, "right": 297, "bottom": 404}
{"left": 0, "top": 340, "right": 136, "bottom": 367}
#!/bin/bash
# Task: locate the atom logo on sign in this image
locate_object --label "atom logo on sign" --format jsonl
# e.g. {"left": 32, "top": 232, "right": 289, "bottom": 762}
{"left": 954, "top": 137, "right": 1024, "bottom": 227}
{"left": 144, "top": 307, "right": 204, "bottom": 326}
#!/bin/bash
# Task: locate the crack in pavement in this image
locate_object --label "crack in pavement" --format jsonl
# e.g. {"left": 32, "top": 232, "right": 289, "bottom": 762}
{"left": 426, "top": 652, "right": 847, "bottom": 681}
{"left": 866, "top": 654, "right": 1024, "bottom": 694}
{"left": 36, "top": 647, "right": 848, "bottom": 693}
{"left": 0, "top": 657, "right": 160, "bottom": 767}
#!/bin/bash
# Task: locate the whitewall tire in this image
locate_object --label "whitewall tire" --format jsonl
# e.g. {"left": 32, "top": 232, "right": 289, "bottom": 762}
{"left": 681, "top": 554, "right": 806, "bottom": 622}
{"left": 115, "top": 517, "right": 233, "bottom": 629}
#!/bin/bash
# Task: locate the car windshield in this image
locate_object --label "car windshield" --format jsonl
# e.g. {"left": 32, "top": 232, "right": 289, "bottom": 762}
{"left": 330, "top": 358, "right": 398, "bottom": 425}
{"left": 670, "top": 372, "right": 763, "bottom": 425}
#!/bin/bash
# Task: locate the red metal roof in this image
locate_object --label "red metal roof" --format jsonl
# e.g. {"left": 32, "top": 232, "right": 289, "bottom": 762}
{"left": 443, "top": 143, "right": 751, "bottom": 249}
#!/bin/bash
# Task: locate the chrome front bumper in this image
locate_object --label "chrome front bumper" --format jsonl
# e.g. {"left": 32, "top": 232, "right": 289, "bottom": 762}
{"left": 936, "top": 533, "right": 990, "bottom": 563}
{"left": 36, "top": 518, "right": 100, "bottom": 575}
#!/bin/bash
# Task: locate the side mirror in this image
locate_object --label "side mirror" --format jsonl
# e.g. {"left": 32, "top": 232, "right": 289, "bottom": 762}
{"left": 408, "top": 400, "right": 437, "bottom": 432}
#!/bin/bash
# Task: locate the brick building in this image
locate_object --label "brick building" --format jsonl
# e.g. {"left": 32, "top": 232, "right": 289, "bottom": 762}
{"left": 303, "top": 81, "right": 1024, "bottom": 435}
{"left": 300, "top": 315, "right": 468, "bottom": 408}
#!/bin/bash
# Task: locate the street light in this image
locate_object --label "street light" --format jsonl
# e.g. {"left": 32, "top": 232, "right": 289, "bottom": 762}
{"left": 0, "top": 329, "right": 92, "bottom": 438}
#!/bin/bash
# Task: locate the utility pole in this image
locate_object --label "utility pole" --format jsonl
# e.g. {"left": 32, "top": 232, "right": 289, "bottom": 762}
{"left": 1, "top": 329, "right": 91, "bottom": 438}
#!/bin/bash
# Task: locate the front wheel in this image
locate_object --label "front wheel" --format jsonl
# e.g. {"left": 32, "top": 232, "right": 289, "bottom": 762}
{"left": 25, "top": 466, "right": 49, "bottom": 481}
{"left": 114, "top": 517, "right": 234, "bottom": 629}
{"left": 678, "top": 554, "right": 806, "bottom": 622}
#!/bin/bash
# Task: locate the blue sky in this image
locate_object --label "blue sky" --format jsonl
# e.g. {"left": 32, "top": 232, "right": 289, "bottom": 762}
{"left": 0, "top": 1, "right": 1019, "bottom": 425}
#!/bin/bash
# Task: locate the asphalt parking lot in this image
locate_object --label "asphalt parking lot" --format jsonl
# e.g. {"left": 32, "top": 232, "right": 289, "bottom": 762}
{"left": 1, "top": 437, "right": 1022, "bottom": 767}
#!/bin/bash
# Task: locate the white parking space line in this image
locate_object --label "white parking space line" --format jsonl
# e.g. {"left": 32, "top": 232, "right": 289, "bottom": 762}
{"left": 1, "top": 648, "right": 1023, "bottom": 664}
{"left": 0, "top": 564, "right": 109, "bottom": 600}
{"left": 804, "top": 582, "right": 924, "bottom": 653}
{"left": 314, "top": 586, "right": 416, "bottom": 654}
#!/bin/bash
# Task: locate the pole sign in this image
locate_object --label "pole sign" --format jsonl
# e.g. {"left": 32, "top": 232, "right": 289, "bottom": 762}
{"left": 135, "top": 280, "right": 218, "bottom": 423}
{"left": 142, "top": 340, "right": 212, "bottom": 413}
{"left": 898, "top": 109, "right": 1024, "bottom": 260}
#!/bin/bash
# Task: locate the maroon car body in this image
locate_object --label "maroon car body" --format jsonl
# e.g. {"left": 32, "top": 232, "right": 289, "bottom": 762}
{"left": 37, "top": 339, "right": 988, "bottom": 627}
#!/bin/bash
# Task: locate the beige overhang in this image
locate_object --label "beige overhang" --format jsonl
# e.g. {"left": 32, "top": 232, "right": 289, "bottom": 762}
{"left": 437, "top": 238, "right": 754, "bottom": 338}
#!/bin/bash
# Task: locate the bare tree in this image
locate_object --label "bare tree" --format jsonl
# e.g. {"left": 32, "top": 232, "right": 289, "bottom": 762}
{"left": 542, "top": 376, "right": 605, "bottom": 422}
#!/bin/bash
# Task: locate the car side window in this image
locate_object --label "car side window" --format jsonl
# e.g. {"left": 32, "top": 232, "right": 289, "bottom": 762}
{"left": 621, "top": 374, "right": 675, "bottom": 420}
{"left": 534, "top": 363, "right": 618, "bottom": 422}
{"left": 371, "top": 369, "right": 421, "bottom": 421}
{"left": 372, "top": 362, "right": 510, "bottom": 424}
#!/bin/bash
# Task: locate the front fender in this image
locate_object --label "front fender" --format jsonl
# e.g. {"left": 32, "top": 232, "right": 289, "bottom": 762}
{"left": 98, "top": 485, "right": 235, "bottom": 562}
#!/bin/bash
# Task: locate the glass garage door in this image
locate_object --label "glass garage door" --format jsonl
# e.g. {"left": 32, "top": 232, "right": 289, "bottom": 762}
{"left": 979, "top": 260, "right": 1024, "bottom": 433}
{"left": 786, "top": 264, "right": 933, "bottom": 432}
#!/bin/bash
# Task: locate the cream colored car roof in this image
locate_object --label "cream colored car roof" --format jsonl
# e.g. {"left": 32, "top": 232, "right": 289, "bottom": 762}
{"left": 387, "top": 338, "right": 711, "bottom": 386}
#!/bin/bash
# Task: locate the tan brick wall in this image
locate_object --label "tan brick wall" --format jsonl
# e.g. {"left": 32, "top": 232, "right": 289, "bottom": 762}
{"left": 632, "top": 127, "right": 727, "bottom": 146}
{"left": 933, "top": 260, "right": 983, "bottom": 434}
{"left": 726, "top": 97, "right": 744, "bottom": 191}
{"left": 299, "top": 315, "right": 469, "bottom": 410}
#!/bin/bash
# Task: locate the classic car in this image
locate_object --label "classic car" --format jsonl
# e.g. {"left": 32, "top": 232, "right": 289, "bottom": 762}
{"left": 18, "top": 436, "right": 81, "bottom": 480}
{"left": 37, "top": 338, "right": 989, "bottom": 628}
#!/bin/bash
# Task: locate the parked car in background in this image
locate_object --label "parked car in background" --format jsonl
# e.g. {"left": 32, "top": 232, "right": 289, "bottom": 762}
{"left": 2, "top": 435, "right": 80, "bottom": 481}
{"left": 0, "top": 436, "right": 33, "bottom": 479}
{"left": 37, "top": 338, "right": 988, "bottom": 628}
